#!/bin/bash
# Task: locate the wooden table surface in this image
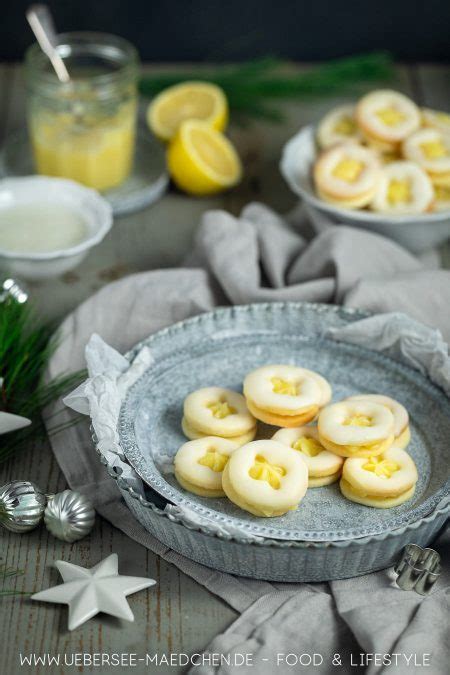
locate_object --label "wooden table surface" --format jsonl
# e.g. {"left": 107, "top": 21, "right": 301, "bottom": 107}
{"left": 0, "top": 63, "right": 449, "bottom": 674}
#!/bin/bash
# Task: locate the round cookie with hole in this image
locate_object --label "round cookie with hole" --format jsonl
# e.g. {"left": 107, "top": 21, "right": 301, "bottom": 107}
{"left": 318, "top": 400, "right": 395, "bottom": 458}
{"left": 174, "top": 436, "right": 239, "bottom": 498}
{"left": 272, "top": 426, "right": 343, "bottom": 487}
{"left": 222, "top": 440, "right": 308, "bottom": 517}
{"left": 340, "top": 446, "right": 418, "bottom": 508}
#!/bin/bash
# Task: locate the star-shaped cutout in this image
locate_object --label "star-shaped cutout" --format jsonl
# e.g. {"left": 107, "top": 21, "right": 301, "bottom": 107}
{"left": 32, "top": 553, "right": 156, "bottom": 630}
{"left": 0, "top": 411, "right": 31, "bottom": 435}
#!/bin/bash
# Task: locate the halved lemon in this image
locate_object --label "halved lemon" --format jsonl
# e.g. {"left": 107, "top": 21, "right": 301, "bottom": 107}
{"left": 167, "top": 120, "right": 242, "bottom": 196}
{"left": 147, "top": 81, "right": 228, "bottom": 142}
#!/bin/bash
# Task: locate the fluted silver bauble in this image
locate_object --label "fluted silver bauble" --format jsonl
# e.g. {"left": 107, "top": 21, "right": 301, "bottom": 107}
{"left": 0, "top": 481, "right": 47, "bottom": 533}
{"left": 44, "top": 490, "right": 95, "bottom": 543}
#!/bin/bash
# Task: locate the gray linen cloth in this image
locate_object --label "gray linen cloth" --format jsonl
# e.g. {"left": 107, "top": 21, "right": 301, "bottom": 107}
{"left": 46, "top": 203, "right": 450, "bottom": 674}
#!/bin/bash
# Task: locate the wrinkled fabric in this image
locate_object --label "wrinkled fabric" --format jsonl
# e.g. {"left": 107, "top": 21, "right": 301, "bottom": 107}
{"left": 46, "top": 203, "right": 450, "bottom": 675}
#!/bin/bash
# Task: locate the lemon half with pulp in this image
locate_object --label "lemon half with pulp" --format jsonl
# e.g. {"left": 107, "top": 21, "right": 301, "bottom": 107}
{"left": 167, "top": 120, "right": 242, "bottom": 196}
{"left": 147, "top": 81, "right": 228, "bottom": 142}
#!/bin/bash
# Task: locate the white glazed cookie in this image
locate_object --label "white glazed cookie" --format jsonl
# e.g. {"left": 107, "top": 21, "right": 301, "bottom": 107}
{"left": 371, "top": 161, "right": 434, "bottom": 215}
{"left": 421, "top": 108, "right": 450, "bottom": 135}
{"left": 243, "top": 365, "right": 331, "bottom": 427}
{"left": 316, "top": 105, "right": 361, "bottom": 149}
{"left": 356, "top": 90, "right": 420, "bottom": 150}
{"left": 174, "top": 437, "right": 238, "bottom": 497}
{"left": 272, "top": 426, "right": 343, "bottom": 487}
{"left": 346, "top": 394, "right": 410, "bottom": 449}
{"left": 183, "top": 387, "right": 256, "bottom": 439}
{"left": 403, "top": 128, "right": 450, "bottom": 186}
{"left": 313, "top": 143, "right": 381, "bottom": 209}
{"left": 318, "top": 400, "right": 395, "bottom": 458}
{"left": 340, "top": 446, "right": 418, "bottom": 508}
{"left": 222, "top": 440, "right": 308, "bottom": 517}
{"left": 181, "top": 416, "right": 256, "bottom": 445}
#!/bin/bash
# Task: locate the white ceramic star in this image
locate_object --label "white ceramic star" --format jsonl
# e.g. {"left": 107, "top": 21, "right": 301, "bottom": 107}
{"left": 31, "top": 553, "right": 156, "bottom": 630}
{"left": 0, "top": 411, "right": 31, "bottom": 435}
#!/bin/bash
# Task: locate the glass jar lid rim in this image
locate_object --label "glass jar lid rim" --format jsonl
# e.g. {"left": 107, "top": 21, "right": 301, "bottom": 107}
{"left": 25, "top": 31, "right": 139, "bottom": 88}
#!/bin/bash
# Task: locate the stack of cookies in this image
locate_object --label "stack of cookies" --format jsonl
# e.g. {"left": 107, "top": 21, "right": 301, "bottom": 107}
{"left": 173, "top": 363, "right": 418, "bottom": 518}
{"left": 313, "top": 89, "right": 450, "bottom": 214}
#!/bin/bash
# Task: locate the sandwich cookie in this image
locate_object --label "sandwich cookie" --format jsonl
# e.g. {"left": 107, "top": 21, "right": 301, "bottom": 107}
{"left": 182, "top": 387, "right": 256, "bottom": 444}
{"left": 273, "top": 426, "right": 344, "bottom": 486}
{"left": 371, "top": 161, "right": 434, "bottom": 214}
{"left": 222, "top": 440, "right": 308, "bottom": 517}
{"left": 316, "top": 105, "right": 361, "bottom": 149}
{"left": 318, "top": 400, "right": 395, "bottom": 458}
{"left": 421, "top": 108, "right": 450, "bottom": 135}
{"left": 356, "top": 89, "right": 420, "bottom": 151}
{"left": 340, "top": 446, "right": 418, "bottom": 508}
{"left": 403, "top": 128, "right": 450, "bottom": 187}
{"left": 243, "top": 365, "right": 331, "bottom": 428}
{"left": 346, "top": 394, "right": 410, "bottom": 449}
{"left": 174, "top": 436, "right": 238, "bottom": 497}
{"left": 314, "top": 143, "right": 381, "bottom": 209}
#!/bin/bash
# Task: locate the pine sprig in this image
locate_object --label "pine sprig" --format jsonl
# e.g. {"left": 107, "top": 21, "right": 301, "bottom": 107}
{"left": 0, "top": 563, "right": 28, "bottom": 597}
{"left": 139, "top": 52, "right": 394, "bottom": 121}
{"left": 0, "top": 297, "right": 85, "bottom": 464}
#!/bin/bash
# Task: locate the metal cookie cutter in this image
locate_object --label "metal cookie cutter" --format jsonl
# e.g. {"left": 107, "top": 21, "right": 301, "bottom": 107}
{"left": 394, "top": 544, "right": 441, "bottom": 595}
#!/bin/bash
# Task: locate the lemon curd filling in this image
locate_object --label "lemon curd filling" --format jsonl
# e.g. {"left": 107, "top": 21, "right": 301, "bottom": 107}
{"left": 198, "top": 448, "right": 229, "bottom": 472}
{"left": 376, "top": 107, "right": 406, "bottom": 127}
{"left": 343, "top": 414, "right": 372, "bottom": 427}
{"left": 271, "top": 378, "right": 299, "bottom": 396}
{"left": 363, "top": 456, "right": 400, "bottom": 478}
{"left": 420, "top": 140, "right": 447, "bottom": 159}
{"left": 249, "top": 456, "right": 286, "bottom": 489}
{"left": 332, "top": 159, "right": 364, "bottom": 183}
{"left": 30, "top": 103, "right": 136, "bottom": 191}
{"left": 207, "top": 400, "right": 236, "bottom": 419}
{"left": 435, "top": 185, "right": 450, "bottom": 200}
{"left": 333, "top": 116, "right": 356, "bottom": 136}
{"left": 292, "top": 437, "right": 323, "bottom": 457}
{"left": 388, "top": 179, "right": 412, "bottom": 205}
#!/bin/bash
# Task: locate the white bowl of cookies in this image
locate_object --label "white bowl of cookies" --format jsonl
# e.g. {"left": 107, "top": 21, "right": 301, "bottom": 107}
{"left": 280, "top": 89, "right": 450, "bottom": 253}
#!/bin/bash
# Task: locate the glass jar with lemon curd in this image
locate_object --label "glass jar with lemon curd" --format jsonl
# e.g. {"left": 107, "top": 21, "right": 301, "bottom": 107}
{"left": 25, "top": 33, "right": 139, "bottom": 191}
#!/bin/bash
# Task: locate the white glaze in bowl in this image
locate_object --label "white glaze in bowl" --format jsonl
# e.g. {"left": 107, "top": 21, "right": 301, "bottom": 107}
{"left": 0, "top": 176, "right": 112, "bottom": 279}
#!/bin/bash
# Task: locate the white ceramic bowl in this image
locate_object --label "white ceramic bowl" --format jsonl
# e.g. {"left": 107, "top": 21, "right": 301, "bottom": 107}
{"left": 0, "top": 176, "right": 112, "bottom": 279}
{"left": 280, "top": 125, "right": 450, "bottom": 253}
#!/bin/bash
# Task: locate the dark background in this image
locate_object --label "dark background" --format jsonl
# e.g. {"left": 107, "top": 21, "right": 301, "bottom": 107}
{"left": 3, "top": 0, "right": 450, "bottom": 63}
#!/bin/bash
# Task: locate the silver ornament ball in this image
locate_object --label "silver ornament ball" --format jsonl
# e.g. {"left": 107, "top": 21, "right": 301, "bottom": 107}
{"left": 44, "top": 490, "right": 95, "bottom": 542}
{"left": 0, "top": 480, "right": 47, "bottom": 533}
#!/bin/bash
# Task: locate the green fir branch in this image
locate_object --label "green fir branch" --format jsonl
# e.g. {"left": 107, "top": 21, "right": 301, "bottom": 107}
{"left": 139, "top": 52, "right": 394, "bottom": 121}
{"left": 0, "top": 563, "right": 28, "bottom": 597}
{"left": 0, "top": 297, "right": 85, "bottom": 464}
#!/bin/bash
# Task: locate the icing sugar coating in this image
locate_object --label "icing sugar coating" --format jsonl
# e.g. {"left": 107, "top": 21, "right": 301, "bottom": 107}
{"left": 243, "top": 365, "right": 331, "bottom": 415}
{"left": 318, "top": 400, "right": 394, "bottom": 447}
{"left": 222, "top": 440, "right": 308, "bottom": 517}
{"left": 371, "top": 161, "right": 434, "bottom": 215}
{"left": 314, "top": 143, "right": 381, "bottom": 205}
{"left": 346, "top": 394, "right": 409, "bottom": 439}
{"left": 316, "top": 104, "right": 361, "bottom": 150}
{"left": 272, "top": 426, "right": 343, "bottom": 482}
{"left": 403, "top": 128, "right": 450, "bottom": 178}
{"left": 183, "top": 387, "right": 256, "bottom": 437}
{"left": 356, "top": 90, "right": 420, "bottom": 146}
{"left": 341, "top": 446, "right": 418, "bottom": 508}
{"left": 174, "top": 436, "right": 238, "bottom": 497}
{"left": 181, "top": 416, "right": 256, "bottom": 446}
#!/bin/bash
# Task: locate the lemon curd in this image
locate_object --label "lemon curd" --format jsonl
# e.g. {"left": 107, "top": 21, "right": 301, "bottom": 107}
{"left": 26, "top": 33, "right": 139, "bottom": 191}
